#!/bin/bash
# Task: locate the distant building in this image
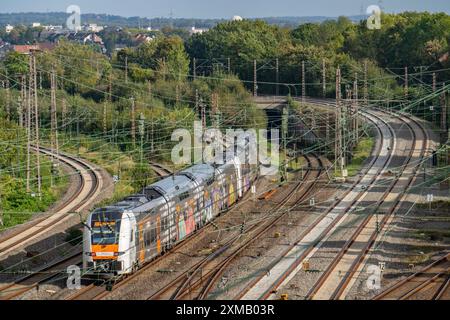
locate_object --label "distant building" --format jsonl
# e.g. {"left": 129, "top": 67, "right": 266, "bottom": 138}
{"left": 32, "top": 22, "right": 41, "bottom": 28}
{"left": 114, "top": 44, "right": 128, "bottom": 52}
{"left": 66, "top": 33, "right": 104, "bottom": 46}
{"left": 13, "top": 42, "right": 55, "bottom": 54}
{"left": 134, "top": 33, "right": 155, "bottom": 45}
{"left": 189, "top": 27, "right": 208, "bottom": 35}
{"left": 0, "top": 41, "right": 12, "bottom": 59}
{"left": 83, "top": 24, "right": 104, "bottom": 33}
{"left": 5, "top": 24, "right": 14, "bottom": 33}
{"left": 43, "top": 25, "right": 64, "bottom": 32}
{"left": 232, "top": 15, "right": 243, "bottom": 21}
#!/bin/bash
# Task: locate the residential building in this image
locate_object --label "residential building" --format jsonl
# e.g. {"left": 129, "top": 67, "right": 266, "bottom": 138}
{"left": 189, "top": 27, "right": 208, "bottom": 35}
{"left": 5, "top": 24, "right": 14, "bottom": 33}
{"left": 12, "top": 42, "right": 55, "bottom": 54}
{"left": 134, "top": 33, "right": 155, "bottom": 45}
{"left": 83, "top": 24, "right": 104, "bottom": 33}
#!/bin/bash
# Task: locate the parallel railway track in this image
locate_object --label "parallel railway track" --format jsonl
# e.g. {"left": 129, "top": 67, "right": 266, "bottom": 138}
{"left": 238, "top": 107, "right": 394, "bottom": 300}
{"left": 0, "top": 147, "right": 103, "bottom": 257}
{"left": 65, "top": 221, "right": 211, "bottom": 300}
{"left": 2, "top": 98, "right": 435, "bottom": 301}
{"left": 66, "top": 155, "right": 317, "bottom": 300}
{"left": 373, "top": 253, "right": 450, "bottom": 300}
{"left": 0, "top": 159, "right": 174, "bottom": 301}
{"left": 0, "top": 251, "right": 81, "bottom": 300}
{"left": 305, "top": 110, "right": 430, "bottom": 300}
{"left": 65, "top": 163, "right": 177, "bottom": 300}
{"left": 149, "top": 162, "right": 172, "bottom": 177}
{"left": 0, "top": 148, "right": 110, "bottom": 300}
{"left": 146, "top": 154, "right": 325, "bottom": 300}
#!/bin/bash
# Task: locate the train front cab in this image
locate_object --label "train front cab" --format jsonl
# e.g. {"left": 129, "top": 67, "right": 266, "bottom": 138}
{"left": 83, "top": 208, "right": 136, "bottom": 278}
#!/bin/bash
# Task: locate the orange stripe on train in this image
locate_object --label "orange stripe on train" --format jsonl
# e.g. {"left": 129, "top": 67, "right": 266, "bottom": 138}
{"left": 92, "top": 244, "right": 119, "bottom": 260}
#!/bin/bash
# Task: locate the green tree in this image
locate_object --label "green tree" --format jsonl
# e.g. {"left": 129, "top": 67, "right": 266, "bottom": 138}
{"left": 53, "top": 40, "right": 111, "bottom": 95}
{"left": 3, "top": 51, "right": 29, "bottom": 76}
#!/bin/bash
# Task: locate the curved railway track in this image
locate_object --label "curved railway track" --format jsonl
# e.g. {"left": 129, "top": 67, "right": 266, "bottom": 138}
{"left": 149, "top": 162, "right": 172, "bottom": 178}
{"left": 258, "top": 98, "right": 433, "bottom": 301}
{"left": 304, "top": 110, "right": 430, "bottom": 300}
{"left": 0, "top": 148, "right": 108, "bottom": 300}
{"left": 373, "top": 253, "right": 450, "bottom": 300}
{"left": 0, "top": 147, "right": 103, "bottom": 258}
{"left": 64, "top": 155, "right": 318, "bottom": 300}
{"left": 146, "top": 154, "right": 325, "bottom": 300}
{"left": 64, "top": 163, "right": 177, "bottom": 300}
{"left": 238, "top": 107, "right": 394, "bottom": 300}
{"left": 0, "top": 159, "right": 174, "bottom": 301}
{"left": 0, "top": 251, "right": 81, "bottom": 300}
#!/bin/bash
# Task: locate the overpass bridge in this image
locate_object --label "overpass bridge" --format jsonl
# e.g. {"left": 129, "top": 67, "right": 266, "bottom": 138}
{"left": 252, "top": 95, "right": 325, "bottom": 147}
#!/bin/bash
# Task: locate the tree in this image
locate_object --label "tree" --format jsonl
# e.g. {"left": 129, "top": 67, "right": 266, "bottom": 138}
{"left": 154, "top": 36, "right": 190, "bottom": 81}
{"left": 116, "top": 36, "right": 190, "bottom": 82}
{"left": 3, "top": 51, "right": 28, "bottom": 76}
{"left": 186, "top": 20, "right": 291, "bottom": 62}
{"left": 53, "top": 40, "right": 111, "bottom": 95}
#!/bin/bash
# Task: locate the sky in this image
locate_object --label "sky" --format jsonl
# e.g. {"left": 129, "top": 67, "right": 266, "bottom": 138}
{"left": 1, "top": 0, "right": 449, "bottom": 19}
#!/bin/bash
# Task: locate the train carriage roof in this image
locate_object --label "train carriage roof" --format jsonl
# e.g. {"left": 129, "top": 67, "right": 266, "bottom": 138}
{"left": 180, "top": 163, "right": 215, "bottom": 184}
{"left": 144, "top": 174, "right": 193, "bottom": 199}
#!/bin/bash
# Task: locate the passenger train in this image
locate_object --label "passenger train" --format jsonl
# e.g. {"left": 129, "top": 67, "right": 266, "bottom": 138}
{"left": 83, "top": 156, "right": 258, "bottom": 278}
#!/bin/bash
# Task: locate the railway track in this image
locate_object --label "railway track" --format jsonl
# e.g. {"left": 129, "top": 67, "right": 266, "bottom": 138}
{"left": 253, "top": 99, "right": 433, "bottom": 301}
{"left": 0, "top": 250, "right": 81, "bottom": 300}
{"left": 0, "top": 147, "right": 103, "bottom": 258}
{"left": 65, "top": 222, "right": 210, "bottom": 300}
{"left": 0, "top": 148, "right": 107, "bottom": 300}
{"left": 304, "top": 110, "right": 430, "bottom": 300}
{"left": 0, "top": 159, "right": 174, "bottom": 301}
{"left": 146, "top": 154, "right": 325, "bottom": 300}
{"left": 149, "top": 162, "right": 172, "bottom": 177}
{"left": 65, "top": 162, "right": 175, "bottom": 300}
{"left": 373, "top": 253, "right": 450, "bottom": 300}
{"left": 237, "top": 107, "right": 393, "bottom": 300}
{"left": 64, "top": 156, "right": 315, "bottom": 300}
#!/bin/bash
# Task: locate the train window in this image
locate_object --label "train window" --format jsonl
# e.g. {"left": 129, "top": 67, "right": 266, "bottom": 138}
{"left": 179, "top": 192, "right": 190, "bottom": 201}
{"left": 144, "top": 225, "right": 157, "bottom": 246}
{"left": 161, "top": 216, "right": 169, "bottom": 231}
{"left": 144, "top": 230, "right": 151, "bottom": 246}
{"left": 144, "top": 188, "right": 163, "bottom": 200}
{"left": 150, "top": 223, "right": 157, "bottom": 243}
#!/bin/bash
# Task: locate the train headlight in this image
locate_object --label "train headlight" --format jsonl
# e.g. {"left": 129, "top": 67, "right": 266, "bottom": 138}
{"left": 85, "top": 252, "right": 96, "bottom": 257}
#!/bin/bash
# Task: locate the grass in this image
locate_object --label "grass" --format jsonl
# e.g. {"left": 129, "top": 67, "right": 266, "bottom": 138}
{"left": 344, "top": 137, "right": 375, "bottom": 177}
{"left": 406, "top": 252, "right": 433, "bottom": 265}
{"left": 58, "top": 133, "right": 158, "bottom": 208}
{"left": 416, "top": 229, "right": 450, "bottom": 241}
{"left": 1, "top": 161, "right": 69, "bottom": 230}
{"left": 0, "top": 131, "right": 159, "bottom": 231}
{"left": 288, "top": 157, "right": 306, "bottom": 171}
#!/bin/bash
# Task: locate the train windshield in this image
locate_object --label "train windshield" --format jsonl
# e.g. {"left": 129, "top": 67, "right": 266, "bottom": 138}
{"left": 90, "top": 209, "right": 123, "bottom": 245}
